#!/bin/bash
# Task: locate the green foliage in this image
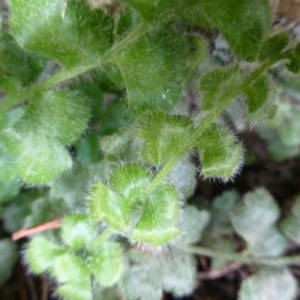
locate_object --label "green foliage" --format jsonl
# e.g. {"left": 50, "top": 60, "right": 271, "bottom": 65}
{"left": 239, "top": 267, "right": 297, "bottom": 300}
{"left": 196, "top": 123, "right": 243, "bottom": 181}
{"left": 280, "top": 196, "right": 300, "bottom": 245}
{"left": 1, "top": 0, "right": 300, "bottom": 299}
{"left": 231, "top": 188, "right": 288, "bottom": 257}
{"left": 135, "top": 111, "right": 193, "bottom": 165}
{"left": 10, "top": 0, "right": 114, "bottom": 68}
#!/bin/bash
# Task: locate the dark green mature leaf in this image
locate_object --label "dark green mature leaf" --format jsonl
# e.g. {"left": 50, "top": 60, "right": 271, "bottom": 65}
{"left": 259, "top": 31, "right": 290, "bottom": 62}
{"left": 231, "top": 188, "right": 288, "bottom": 257}
{"left": 286, "top": 43, "right": 300, "bottom": 73}
{"left": 132, "top": 183, "right": 179, "bottom": 245}
{"left": 196, "top": 123, "right": 243, "bottom": 181}
{"left": 135, "top": 111, "right": 193, "bottom": 165}
{"left": 9, "top": 0, "right": 114, "bottom": 68}
{"left": 0, "top": 34, "right": 45, "bottom": 92}
{"left": 196, "top": 0, "right": 271, "bottom": 60}
{"left": 239, "top": 267, "right": 297, "bottom": 300}
{"left": 115, "top": 28, "right": 189, "bottom": 114}
{"left": 243, "top": 75, "right": 276, "bottom": 124}
{"left": 90, "top": 242, "right": 123, "bottom": 287}
{"left": 121, "top": 0, "right": 191, "bottom": 22}
{"left": 200, "top": 65, "right": 245, "bottom": 111}
{"left": 0, "top": 239, "right": 17, "bottom": 286}
{"left": 26, "top": 237, "right": 66, "bottom": 274}
{"left": 24, "top": 90, "right": 90, "bottom": 146}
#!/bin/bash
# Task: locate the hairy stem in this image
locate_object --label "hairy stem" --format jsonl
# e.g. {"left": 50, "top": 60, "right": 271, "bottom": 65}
{"left": 0, "top": 23, "right": 148, "bottom": 115}
{"left": 146, "top": 60, "right": 276, "bottom": 194}
{"left": 182, "top": 245, "right": 300, "bottom": 266}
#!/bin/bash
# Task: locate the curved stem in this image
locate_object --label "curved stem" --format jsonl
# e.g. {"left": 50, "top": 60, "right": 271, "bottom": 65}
{"left": 181, "top": 245, "right": 300, "bottom": 266}
{"left": 0, "top": 23, "right": 148, "bottom": 115}
{"left": 146, "top": 59, "right": 277, "bottom": 194}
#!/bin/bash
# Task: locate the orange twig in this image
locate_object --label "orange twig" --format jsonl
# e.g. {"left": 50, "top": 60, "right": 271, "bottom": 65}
{"left": 12, "top": 219, "right": 62, "bottom": 241}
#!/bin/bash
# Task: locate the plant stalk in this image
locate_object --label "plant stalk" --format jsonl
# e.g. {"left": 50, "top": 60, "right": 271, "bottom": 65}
{"left": 181, "top": 245, "right": 300, "bottom": 266}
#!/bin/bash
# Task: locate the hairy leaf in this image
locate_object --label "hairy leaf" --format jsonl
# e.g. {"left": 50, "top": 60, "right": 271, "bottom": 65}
{"left": 24, "top": 90, "right": 90, "bottom": 146}
{"left": 135, "top": 111, "right": 193, "bottom": 165}
{"left": 89, "top": 182, "right": 131, "bottom": 231}
{"left": 0, "top": 34, "right": 45, "bottom": 92}
{"left": 200, "top": 65, "right": 245, "bottom": 111}
{"left": 196, "top": 0, "right": 271, "bottom": 60}
{"left": 239, "top": 267, "right": 297, "bottom": 300}
{"left": 13, "top": 134, "right": 72, "bottom": 185}
{"left": 53, "top": 254, "right": 92, "bottom": 300}
{"left": 230, "top": 188, "right": 288, "bottom": 256}
{"left": 90, "top": 242, "right": 123, "bottom": 287}
{"left": 9, "top": 0, "right": 114, "bottom": 68}
{"left": 110, "top": 164, "right": 151, "bottom": 199}
{"left": 115, "top": 28, "right": 189, "bottom": 114}
{"left": 259, "top": 31, "right": 290, "bottom": 62}
{"left": 132, "top": 184, "right": 179, "bottom": 245}
{"left": 26, "top": 237, "right": 66, "bottom": 274}
{"left": 243, "top": 75, "right": 276, "bottom": 124}
{"left": 61, "top": 214, "right": 98, "bottom": 250}
{"left": 196, "top": 123, "right": 243, "bottom": 181}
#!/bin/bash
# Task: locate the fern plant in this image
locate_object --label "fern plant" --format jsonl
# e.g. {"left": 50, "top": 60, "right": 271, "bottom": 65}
{"left": 1, "top": 0, "right": 300, "bottom": 299}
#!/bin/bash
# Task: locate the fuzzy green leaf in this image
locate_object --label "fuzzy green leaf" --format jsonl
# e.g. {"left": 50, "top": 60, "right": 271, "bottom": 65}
{"left": 244, "top": 75, "right": 276, "bottom": 124}
{"left": 61, "top": 214, "right": 98, "bottom": 250}
{"left": 239, "top": 267, "right": 297, "bottom": 300}
{"left": 200, "top": 65, "right": 245, "bottom": 111}
{"left": 280, "top": 196, "right": 300, "bottom": 245}
{"left": 110, "top": 165, "right": 151, "bottom": 199}
{"left": 90, "top": 242, "right": 123, "bottom": 287}
{"left": 230, "top": 188, "right": 288, "bottom": 257}
{"left": 259, "top": 31, "right": 290, "bottom": 62}
{"left": 115, "top": 28, "right": 189, "bottom": 114}
{"left": 286, "top": 43, "right": 300, "bottom": 73}
{"left": 9, "top": 0, "right": 114, "bottom": 68}
{"left": 0, "top": 34, "right": 45, "bottom": 92}
{"left": 13, "top": 133, "right": 72, "bottom": 185}
{"left": 24, "top": 90, "right": 90, "bottom": 146}
{"left": 122, "top": 0, "right": 189, "bottom": 21}
{"left": 197, "top": 0, "right": 271, "bottom": 60}
{"left": 196, "top": 123, "right": 243, "bottom": 181}
{"left": 53, "top": 254, "right": 92, "bottom": 300}
{"left": 57, "top": 283, "right": 92, "bottom": 300}
{"left": 88, "top": 182, "right": 131, "bottom": 231}
{"left": 26, "top": 236, "right": 66, "bottom": 274}
{"left": 132, "top": 184, "right": 179, "bottom": 245}
{"left": 136, "top": 111, "right": 193, "bottom": 165}
{"left": 0, "top": 239, "right": 17, "bottom": 286}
